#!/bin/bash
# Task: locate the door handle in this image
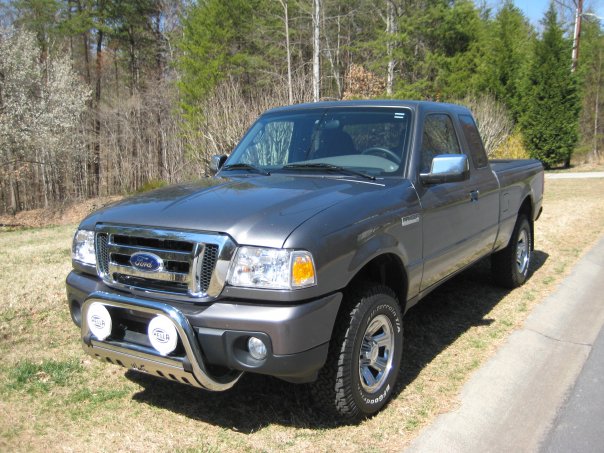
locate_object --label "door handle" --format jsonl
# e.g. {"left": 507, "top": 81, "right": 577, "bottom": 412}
{"left": 470, "top": 189, "right": 480, "bottom": 202}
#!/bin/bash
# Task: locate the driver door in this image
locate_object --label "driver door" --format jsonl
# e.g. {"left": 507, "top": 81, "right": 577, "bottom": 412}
{"left": 418, "top": 113, "right": 477, "bottom": 291}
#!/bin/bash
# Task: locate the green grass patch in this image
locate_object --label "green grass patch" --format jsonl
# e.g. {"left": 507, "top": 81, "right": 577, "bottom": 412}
{"left": 68, "top": 387, "right": 129, "bottom": 404}
{"left": 469, "top": 337, "right": 487, "bottom": 349}
{"left": 0, "top": 307, "right": 20, "bottom": 323}
{"left": 5, "top": 358, "right": 82, "bottom": 394}
{"left": 0, "top": 424, "right": 24, "bottom": 442}
{"left": 66, "top": 387, "right": 131, "bottom": 420}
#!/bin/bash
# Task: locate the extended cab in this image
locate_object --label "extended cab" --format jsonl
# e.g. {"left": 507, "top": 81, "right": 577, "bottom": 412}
{"left": 67, "top": 100, "right": 544, "bottom": 419}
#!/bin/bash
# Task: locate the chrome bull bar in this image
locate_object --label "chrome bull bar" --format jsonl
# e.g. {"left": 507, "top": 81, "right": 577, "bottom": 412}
{"left": 81, "top": 291, "right": 242, "bottom": 391}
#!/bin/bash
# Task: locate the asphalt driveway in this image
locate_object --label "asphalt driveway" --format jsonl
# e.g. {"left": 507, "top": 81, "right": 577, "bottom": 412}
{"left": 405, "top": 235, "right": 604, "bottom": 453}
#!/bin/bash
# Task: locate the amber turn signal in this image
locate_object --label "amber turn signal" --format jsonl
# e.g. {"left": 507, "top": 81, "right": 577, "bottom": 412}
{"left": 291, "top": 252, "right": 316, "bottom": 288}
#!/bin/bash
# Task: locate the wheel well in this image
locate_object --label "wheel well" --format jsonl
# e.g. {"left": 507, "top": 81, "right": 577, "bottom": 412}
{"left": 519, "top": 196, "right": 534, "bottom": 250}
{"left": 348, "top": 254, "right": 408, "bottom": 311}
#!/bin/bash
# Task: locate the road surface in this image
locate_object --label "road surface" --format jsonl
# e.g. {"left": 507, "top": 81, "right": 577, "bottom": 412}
{"left": 405, "top": 236, "right": 604, "bottom": 453}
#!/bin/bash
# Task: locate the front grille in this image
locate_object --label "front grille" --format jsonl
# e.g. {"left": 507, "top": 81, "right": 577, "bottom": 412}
{"left": 96, "top": 233, "right": 109, "bottom": 275}
{"left": 112, "top": 234, "right": 193, "bottom": 252}
{"left": 95, "top": 225, "right": 234, "bottom": 299}
{"left": 200, "top": 245, "right": 219, "bottom": 291}
{"left": 113, "top": 274, "right": 190, "bottom": 293}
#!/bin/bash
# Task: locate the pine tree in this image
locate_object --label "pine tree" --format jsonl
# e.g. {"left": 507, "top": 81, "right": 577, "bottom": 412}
{"left": 387, "top": 0, "right": 485, "bottom": 100}
{"left": 177, "top": 0, "right": 278, "bottom": 119}
{"left": 480, "top": 1, "right": 532, "bottom": 121}
{"left": 576, "top": 16, "right": 604, "bottom": 162}
{"left": 519, "top": 4, "right": 580, "bottom": 168}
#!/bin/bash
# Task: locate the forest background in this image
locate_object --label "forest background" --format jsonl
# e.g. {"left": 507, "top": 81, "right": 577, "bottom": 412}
{"left": 0, "top": 0, "right": 602, "bottom": 214}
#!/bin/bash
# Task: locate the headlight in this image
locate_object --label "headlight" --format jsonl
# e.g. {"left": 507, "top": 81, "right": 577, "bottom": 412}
{"left": 227, "top": 247, "right": 316, "bottom": 290}
{"left": 72, "top": 229, "right": 96, "bottom": 266}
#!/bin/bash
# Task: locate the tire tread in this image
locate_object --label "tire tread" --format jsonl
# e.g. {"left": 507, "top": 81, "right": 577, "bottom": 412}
{"left": 492, "top": 215, "right": 531, "bottom": 288}
{"left": 311, "top": 282, "right": 400, "bottom": 420}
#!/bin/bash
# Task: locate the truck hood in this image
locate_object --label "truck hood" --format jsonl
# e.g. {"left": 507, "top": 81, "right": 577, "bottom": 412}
{"left": 80, "top": 175, "right": 388, "bottom": 248}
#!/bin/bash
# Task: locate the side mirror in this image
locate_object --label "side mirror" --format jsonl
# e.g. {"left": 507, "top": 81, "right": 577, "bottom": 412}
{"left": 209, "top": 155, "right": 227, "bottom": 175}
{"left": 420, "top": 154, "right": 470, "bottom": 185}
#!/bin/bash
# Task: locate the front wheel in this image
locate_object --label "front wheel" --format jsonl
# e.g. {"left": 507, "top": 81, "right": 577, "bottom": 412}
{"left": 491, "top": 215, "right": 532, "bottom": 288}
{"left": 312, "top": 283, "right": 403, "bottom": 420}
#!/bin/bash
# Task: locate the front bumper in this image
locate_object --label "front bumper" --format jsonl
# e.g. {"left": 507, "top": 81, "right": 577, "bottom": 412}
{"left": 67, "top": 271, "right": 342, "bottom": 388}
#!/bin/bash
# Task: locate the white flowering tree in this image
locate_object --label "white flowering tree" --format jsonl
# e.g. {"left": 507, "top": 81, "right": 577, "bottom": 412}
{"left": 0, "top": 28, "right": 90, "bottom": 212}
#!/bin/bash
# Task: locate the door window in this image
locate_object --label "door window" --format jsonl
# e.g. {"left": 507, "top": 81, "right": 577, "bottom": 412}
{"left": 420, "top": 114, "right": 461, "bottom": 173}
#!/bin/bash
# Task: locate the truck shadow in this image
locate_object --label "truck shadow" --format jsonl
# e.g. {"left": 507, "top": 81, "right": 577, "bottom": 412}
{"left": 127, "top": 251, "right": 548, "bottom": 431}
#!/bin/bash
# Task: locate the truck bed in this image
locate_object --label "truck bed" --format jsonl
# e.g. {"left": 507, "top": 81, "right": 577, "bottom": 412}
{"left": 490, "top": 159, "right": 544, "bottom": 188}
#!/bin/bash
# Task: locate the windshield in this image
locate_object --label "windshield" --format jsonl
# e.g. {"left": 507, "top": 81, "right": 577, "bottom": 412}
{"left": 225, "top": 107, "right": 412, "bottom": 178}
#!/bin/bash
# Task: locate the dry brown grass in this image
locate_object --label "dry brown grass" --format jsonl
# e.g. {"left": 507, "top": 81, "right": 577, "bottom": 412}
{"left": 1, "top": 179, "right": 604, "bottom": 452}
{"left": 0, "top": 197, "right": 122, "bottom": 229}
{"left": 547, "top": 161, "right": 604, "bottom": 173}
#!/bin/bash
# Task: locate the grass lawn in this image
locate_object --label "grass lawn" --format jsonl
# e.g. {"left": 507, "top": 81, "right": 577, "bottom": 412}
{"left": 1, "top": 178, "right": 603, "bottom": 452}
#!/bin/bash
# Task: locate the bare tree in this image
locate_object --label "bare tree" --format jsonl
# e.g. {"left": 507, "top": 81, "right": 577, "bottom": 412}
{"left": 188, "top": 75, "right": 312, "bottom": 170}
{"left": 277, "top": 0, "right": 293, "bottom": 104}
{"left": 461, "top": 94, "right": 514, "bottom": 156}
{"left": 385, "top": 0, "right": 399, "bottom": 95}
{"left": 91, "top": 1, "right": 106, "bottom": 197}
{"left": 321, "top": 4, "right": 345, "bottom": 98}
{"left": 312, "top": 0, "right": 320, "bottom": 102}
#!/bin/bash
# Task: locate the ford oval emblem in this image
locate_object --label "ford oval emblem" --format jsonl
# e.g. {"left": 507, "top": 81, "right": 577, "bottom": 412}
{"left": 130, "top": 252, "right": 163, "bottom": 272}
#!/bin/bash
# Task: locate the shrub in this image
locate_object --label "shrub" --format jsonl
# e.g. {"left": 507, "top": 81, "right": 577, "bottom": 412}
{"left": 460, "top": 94, "right": 514, "bottom": 156}
{"left": 491, "top": 131, "right": 530, "bottom": 159}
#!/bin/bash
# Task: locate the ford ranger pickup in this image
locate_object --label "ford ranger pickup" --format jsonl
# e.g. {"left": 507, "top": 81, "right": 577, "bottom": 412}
{"left": 66, "top": 100, "right": 544, "bottom": 419}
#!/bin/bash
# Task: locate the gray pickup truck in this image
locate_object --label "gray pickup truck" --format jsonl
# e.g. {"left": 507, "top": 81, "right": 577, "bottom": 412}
{"left": 67, "top": 100, "right": 544, "bottom": 420}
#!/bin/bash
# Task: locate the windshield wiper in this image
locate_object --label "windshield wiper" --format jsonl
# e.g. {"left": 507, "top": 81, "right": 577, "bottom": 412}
{"left": 221, "top": 163, "right": 270, "bottom": 176}
{"left": 282, "top": 163, "right": 376, "bottom": 181}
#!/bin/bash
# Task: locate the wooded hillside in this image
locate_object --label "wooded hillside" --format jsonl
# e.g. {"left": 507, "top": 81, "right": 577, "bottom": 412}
{"left": 0, "top": 0, "right": 602, "bottom": 214}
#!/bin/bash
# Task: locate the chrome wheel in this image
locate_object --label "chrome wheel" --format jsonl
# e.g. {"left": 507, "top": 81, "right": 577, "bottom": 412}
{"left": 359, "top": 314, "right": 395, "bottom": 393}
{"left": 312, "top": 284, "right": 403, "bottom": 419}
{"left": 492, "top": 215, "right": 532, "bottom": 289}
{"left": 516, "top": 228, "right": 530, "bottom": 276}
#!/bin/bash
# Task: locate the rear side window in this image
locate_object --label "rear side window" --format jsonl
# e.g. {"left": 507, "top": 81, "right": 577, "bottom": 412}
{"left": 458, "top": 114, "right": 488, "bottom": 168}
{"left": 420, "top": 114, "right": 461, "bottom": 173}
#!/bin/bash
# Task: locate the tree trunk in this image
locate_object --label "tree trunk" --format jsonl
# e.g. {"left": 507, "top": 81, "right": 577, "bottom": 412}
{"left": 312, "top": 0, "right": 321, "bottom": 102}
{"left": 593, "top": 66, "right": 600, "bottom": 160}
{"left": 386, "top": 0, "right": 398, "bottom": 96}
{"left": 153, "top": 8, "right": 166, "bottom": 180}
{"left": 279, "top": 0, "right": 293, "bottom": 104}
{"left": 129, "top": 28, "right": 138, "bottom": 94}
{"left": 157, "top": 103, "right": 165, "bottom": 180}
{"left": 571, "top": 0, "right": 583, "bottom": 73}
{"left": 92, "top": 28, "right": 103, "bottom": 197}
{"left": 76, "top": 0, "right": 92, "bottom": 85}
{"left": 323, "top": 7, "right": 342, "bottom": 98}
{"left": 8, "top": 165, "right": 17, "bottom": 214}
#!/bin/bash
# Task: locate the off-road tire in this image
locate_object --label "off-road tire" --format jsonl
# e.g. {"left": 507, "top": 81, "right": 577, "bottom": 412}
{"left": 491, "top": 215, "right": 532, "bottom": 288}
{"left": 311, "top": 283, "right": 403, "bottom": 420}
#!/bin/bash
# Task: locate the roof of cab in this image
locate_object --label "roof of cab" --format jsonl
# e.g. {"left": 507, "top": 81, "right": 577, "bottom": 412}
{"left": 264, "top": 99, "right": 472, "bottom": 115}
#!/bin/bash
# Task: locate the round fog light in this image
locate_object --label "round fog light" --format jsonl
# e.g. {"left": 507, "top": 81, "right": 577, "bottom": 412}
{"left": 148, "top": 315, "right": 178, "bottom": 356}
{"left": 87, "top": 302, "right": 112, "bottom": 341}
{"left": 247, "top": 336, "right": 268, "bottom": 360}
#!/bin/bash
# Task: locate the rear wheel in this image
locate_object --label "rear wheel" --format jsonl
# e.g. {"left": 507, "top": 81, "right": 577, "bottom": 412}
{"left": 312, "top": 283, "right": 403, "bottom": 420}
{"left": 491, "top": 215, "right": 532, "bottom": 288}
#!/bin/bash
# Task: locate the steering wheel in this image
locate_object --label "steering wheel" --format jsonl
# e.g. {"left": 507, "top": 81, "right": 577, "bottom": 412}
{"left": 361, "top": 147, "right": 401, "bottom": 164}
